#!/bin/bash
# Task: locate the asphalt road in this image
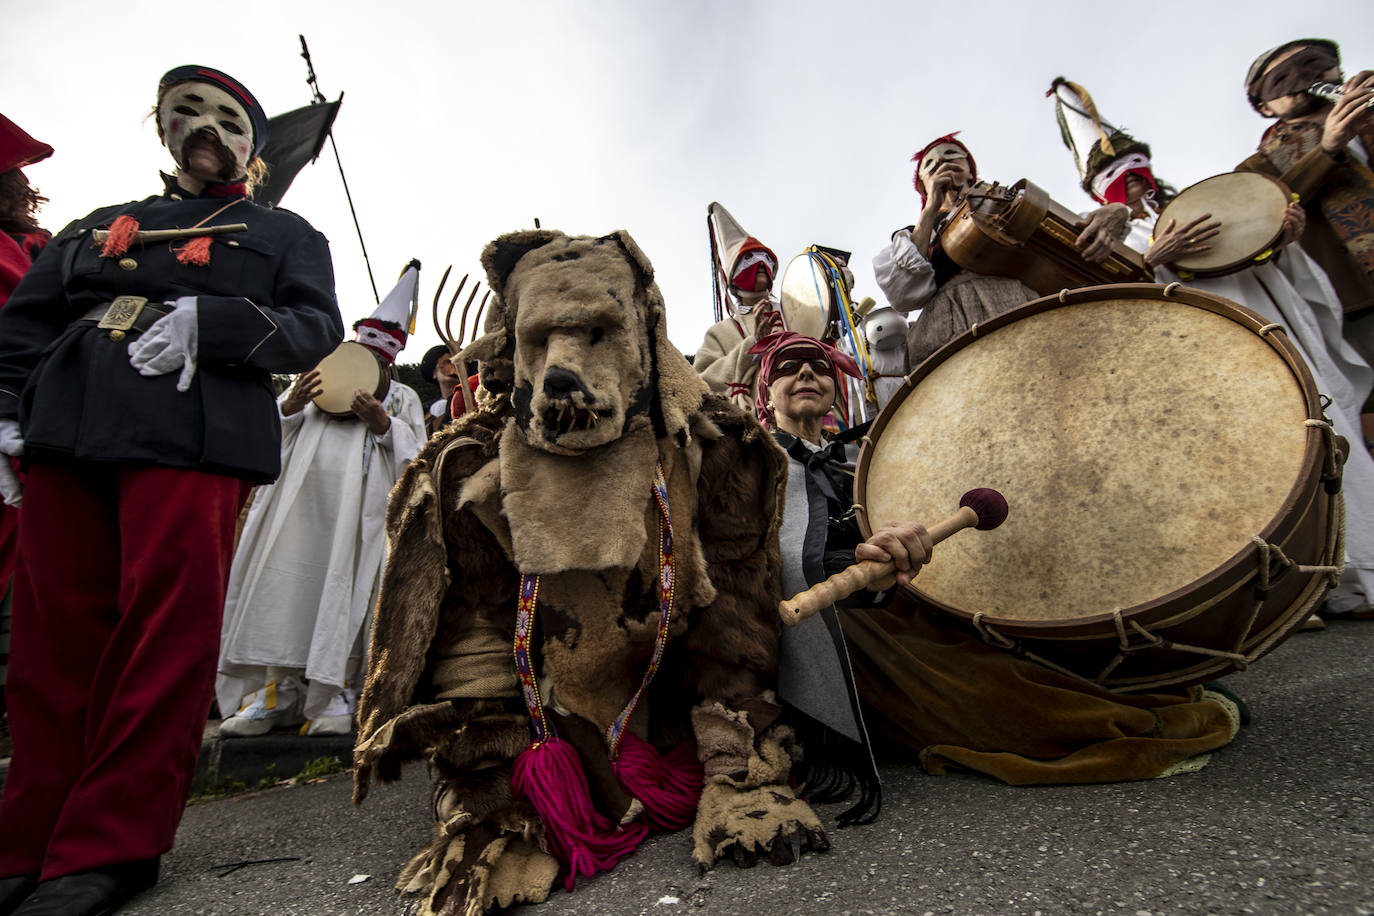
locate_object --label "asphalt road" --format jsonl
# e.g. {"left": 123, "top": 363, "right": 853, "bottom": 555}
{"left": 123, "top": 619, "right": 1373, "bottom": 916}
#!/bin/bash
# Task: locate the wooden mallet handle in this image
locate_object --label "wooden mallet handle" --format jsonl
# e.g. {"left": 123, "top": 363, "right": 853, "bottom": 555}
{"left": 778, "top": 488, "right": 1007, "bottom": 626}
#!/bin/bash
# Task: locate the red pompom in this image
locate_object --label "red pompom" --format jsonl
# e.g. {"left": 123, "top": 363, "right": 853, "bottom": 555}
{"left": 511, "top": 737, "right": 647, "bottom": 890}
{"left": 173, "top": 236, "right": 213, "bottom": 267}
{"left": 99, "top": 215, "right": 140, "bottom": 257}
{"left": 613, "top": 733, "right": 703, "bottom": 830}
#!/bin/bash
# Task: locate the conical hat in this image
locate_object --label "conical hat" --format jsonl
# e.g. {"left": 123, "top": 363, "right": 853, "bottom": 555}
{"left": 1049, "top": 77, "right": 1120, "bottom": 185}
{"left": 370, "top": 259, "right": 421, "bottom": 336}
{"left": 708, "top": 202, "right": 775, "bottom": 281}
{"left": 1048, "top": 77, "right": 1151, "bottom": 194}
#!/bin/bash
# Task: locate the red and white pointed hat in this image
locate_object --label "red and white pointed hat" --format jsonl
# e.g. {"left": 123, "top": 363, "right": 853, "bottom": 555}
{"left": 354, "top": 259, "right": 420, "bottom": 363}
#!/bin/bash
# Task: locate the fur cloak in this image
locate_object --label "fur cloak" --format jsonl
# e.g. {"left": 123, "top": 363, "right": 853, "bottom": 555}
{"left": 354, "top": 231, "right": 824, "bottom": 916}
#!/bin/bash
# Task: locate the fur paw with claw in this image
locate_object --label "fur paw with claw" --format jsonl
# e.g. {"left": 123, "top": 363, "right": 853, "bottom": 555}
{"left": 692, "top": 781, "right": 828, "bottom": 871}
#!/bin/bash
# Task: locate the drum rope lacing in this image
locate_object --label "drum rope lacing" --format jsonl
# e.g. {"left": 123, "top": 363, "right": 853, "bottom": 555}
{"left": 1304, "top": 419, "right": 1343, "bottom": 488}
{"left": 968, "top": 483, "right": 1344, "bottom": 688}
{"left": 969, "top": 612, "right": 1015, "bottom": 649}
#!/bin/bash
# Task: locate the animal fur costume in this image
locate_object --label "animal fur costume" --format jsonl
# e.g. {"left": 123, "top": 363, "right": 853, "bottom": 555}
{"left": 354, "top": 229, "right": 826, "bottom": 916}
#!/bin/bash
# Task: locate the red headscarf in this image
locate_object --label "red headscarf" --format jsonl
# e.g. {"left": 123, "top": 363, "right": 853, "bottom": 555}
{"left": 911, "top": 132, "right": 977, "bottom": 206}
{"left": 750, "top": 331, "right": 862, "bottom": 427}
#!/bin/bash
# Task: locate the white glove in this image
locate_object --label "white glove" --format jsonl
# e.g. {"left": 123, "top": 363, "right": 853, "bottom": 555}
{"left": 128, "top": 296, "right": 199, "bottom": 392}
{"left": 0, "top": 418, "right": 23, "bottom": 507}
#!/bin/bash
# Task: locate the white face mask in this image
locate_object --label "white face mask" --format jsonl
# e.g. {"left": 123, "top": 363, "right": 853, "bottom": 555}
{"left": 158, "top": 81, "right": 254, "bottom": 181}
{"left": 919, "top": 142, "right": 970, "bottom": 193}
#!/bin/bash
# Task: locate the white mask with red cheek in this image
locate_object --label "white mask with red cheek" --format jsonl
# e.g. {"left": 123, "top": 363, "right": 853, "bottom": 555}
{"left": 158, "top": 81, "right": 255, "bottom": 181}
{"left": 354, "top": 320, "right": 405, "bottom": 363}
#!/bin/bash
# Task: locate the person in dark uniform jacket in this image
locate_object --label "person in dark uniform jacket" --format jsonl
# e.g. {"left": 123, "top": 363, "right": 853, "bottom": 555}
{"left": 0, "top": 65, "right": 342, "bottom": 916}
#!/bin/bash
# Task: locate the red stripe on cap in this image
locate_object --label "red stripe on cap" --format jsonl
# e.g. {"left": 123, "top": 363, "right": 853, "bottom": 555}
{"left": 195, "top": 68, "right": 255, "bottom": 109}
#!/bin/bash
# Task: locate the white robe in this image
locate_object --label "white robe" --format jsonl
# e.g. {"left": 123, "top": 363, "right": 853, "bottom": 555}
{"left": 1125, "top": 216, "right": 1374, "bottom": 611}
{"left": 216, "top": 381, "right": 426, "bottom": 719}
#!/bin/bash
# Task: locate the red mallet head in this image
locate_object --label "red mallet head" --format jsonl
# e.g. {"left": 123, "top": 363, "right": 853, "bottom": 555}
{"left": 960, "top": 488, "right": 1008, "bottom": 530}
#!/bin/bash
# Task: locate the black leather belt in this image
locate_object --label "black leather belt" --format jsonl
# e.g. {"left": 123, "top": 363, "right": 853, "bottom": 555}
{"left": 77, "top": 297, "right": 173, "bottom": 342}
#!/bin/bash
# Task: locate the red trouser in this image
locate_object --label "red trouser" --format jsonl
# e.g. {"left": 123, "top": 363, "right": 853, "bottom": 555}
{"left": 0, "top": 463, "right": 248, "bottom": 879}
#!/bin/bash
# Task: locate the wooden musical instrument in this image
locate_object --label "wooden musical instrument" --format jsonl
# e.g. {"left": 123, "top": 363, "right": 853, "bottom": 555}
{"left": 939, "top": 180, "right": 1151, "bottom": 294}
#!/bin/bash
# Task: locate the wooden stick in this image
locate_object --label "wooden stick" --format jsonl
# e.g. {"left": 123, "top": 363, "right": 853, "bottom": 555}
{"left": 779, "top": 508, "right": 977, "bottom": 626}
{"left": 91, "top": 223, "right": 248, "bottom": 246}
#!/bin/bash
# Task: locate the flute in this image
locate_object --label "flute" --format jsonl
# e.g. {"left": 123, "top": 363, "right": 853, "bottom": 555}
{"left": 91, "top": 223, "right": 249, "bottom": 246}
{"left": 1308, "top": 80, "right": 1374, "bottom": 110}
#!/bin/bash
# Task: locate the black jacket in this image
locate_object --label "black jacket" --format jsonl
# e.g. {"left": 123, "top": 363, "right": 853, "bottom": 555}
{"left": 0, "top": 176, "right": 343, "bottom": 482}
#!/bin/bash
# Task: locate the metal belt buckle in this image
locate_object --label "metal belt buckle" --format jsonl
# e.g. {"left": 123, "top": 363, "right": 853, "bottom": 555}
{"left": 97, "top": 296, "right": 148, "bottom": 332}
{"left": 97, "top": 296, "right": 148, "bottom": 341}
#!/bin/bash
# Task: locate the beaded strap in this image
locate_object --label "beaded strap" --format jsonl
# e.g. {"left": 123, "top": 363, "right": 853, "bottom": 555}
{"left": 513, "top": 459, "right": 676, "bottom": 757}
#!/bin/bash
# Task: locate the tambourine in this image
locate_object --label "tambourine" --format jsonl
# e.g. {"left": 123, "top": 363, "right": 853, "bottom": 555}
{"left": 310, "top": 341, "right": 390, "bottom": 417}
{"left": 1154, "top": 172, "right": 1292, "bottom": 279}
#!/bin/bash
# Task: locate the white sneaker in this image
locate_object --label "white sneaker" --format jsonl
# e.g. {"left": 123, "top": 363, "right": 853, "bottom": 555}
{"left": 301, "top": 689, "right": 356, "bottom": 736}
{"left": 219, "top": 679, "right": 306, "bottom": 738}
{"left": 303, "top": 714, "right": 354, "bottom": 737}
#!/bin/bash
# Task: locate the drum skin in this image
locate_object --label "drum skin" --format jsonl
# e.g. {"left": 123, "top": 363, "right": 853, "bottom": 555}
{"left": 1156, "top": 172, "right": 1291, "bottom": 278}
{"left": 778, "top": 252, "right": 835, "bottom": 339}
{"left": 311, "top": 341, "right": 390, "bottom": 416}
{"left": 856, "top": 284, "right": 1340, "bottom": 690}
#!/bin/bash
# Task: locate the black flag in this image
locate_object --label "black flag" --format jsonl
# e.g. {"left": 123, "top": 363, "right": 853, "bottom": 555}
{"left": 253, "top": 99, "right": 341, "bottom": 209}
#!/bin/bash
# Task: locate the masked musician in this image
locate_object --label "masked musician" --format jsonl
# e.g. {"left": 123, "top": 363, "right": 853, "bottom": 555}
{"left": 1056, "top": 79, "right": 1374, "bottom": 622}
{"left": 872, "top": 133, "right": 1039, "bottom": 369}
{"left": 694, "top": 201, "right": 782, "bottom": 412}
{"left": 1238, "top": 39, "right": 1374, "bottom": 358}
{"left": 217, "top": 267, "right": 425, "bottom": 740}
{"left": 0, "top": 66, "right": 342, "bottom": 915}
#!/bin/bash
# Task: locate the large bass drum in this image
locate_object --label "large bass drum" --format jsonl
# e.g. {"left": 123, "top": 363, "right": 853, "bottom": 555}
{"left": 854, "top": 283, "right": 1343, "bottom": 691}
{"left": 311, "top": 341, "right": 391, "bottom": 417}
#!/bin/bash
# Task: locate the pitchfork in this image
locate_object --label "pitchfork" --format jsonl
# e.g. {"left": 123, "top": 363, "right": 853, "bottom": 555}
{"left": 431, "top": 266, "right": 491, "bottom": 415}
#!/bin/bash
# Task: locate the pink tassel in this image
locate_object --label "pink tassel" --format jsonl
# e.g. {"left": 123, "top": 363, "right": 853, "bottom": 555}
{"left": 99, "top": 215, "right": 140, "bottom": 257}
{"left": 173, "top": 236, "right": 213, "bottom": 266}
{"left": 511, "top": 737, "right": 648, "bottom": 891}
{"left": 613, "top": 734, "right": 703, "bottom": 830}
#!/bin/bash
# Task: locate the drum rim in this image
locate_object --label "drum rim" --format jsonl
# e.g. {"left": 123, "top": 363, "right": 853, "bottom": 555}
{"left": 779, "top": 250, "right": 842, "bottom": 334}
{"left": 311, "top": 340, "right": 391, "bottom": 417}
{"left": 1156, "top": 171, "right": 1291, "bottom": 278}
{"left": 854, "top": 282, "right": 1326, "bottom": 635}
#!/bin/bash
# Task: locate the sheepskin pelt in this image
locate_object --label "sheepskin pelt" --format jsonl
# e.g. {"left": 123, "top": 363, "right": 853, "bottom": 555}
{"left": 355, "top": 228, "right": 813, "bottom": 912}
{"left": 355, "top": 395, "right": 788, "bottom": 785}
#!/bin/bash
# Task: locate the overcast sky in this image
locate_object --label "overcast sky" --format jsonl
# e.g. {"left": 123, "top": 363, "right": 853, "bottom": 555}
{"left": 5, "top": 0, "right": 1372, "bottom": 358}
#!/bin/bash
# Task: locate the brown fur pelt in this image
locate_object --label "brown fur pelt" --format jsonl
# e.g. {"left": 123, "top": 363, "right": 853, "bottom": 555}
{"left": 355, "top": 230, "right": 821, "bottom": 914}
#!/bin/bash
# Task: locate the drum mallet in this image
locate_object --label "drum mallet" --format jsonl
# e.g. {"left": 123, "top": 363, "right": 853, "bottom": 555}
{"left": 778, "top": 487, "right": 1008, "bottom": 626}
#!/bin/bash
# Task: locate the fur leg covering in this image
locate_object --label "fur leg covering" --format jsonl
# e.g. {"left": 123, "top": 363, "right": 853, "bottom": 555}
{"left": 689, "top": 700, "right": 826, "bottom": 869}
{"left": 386, "top": 700, "right": 558, "bottom": 916}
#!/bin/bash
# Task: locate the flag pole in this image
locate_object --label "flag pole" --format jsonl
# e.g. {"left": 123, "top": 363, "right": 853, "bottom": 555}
{"left": 299, "top": 34, "right": 380, "bottom": 304}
